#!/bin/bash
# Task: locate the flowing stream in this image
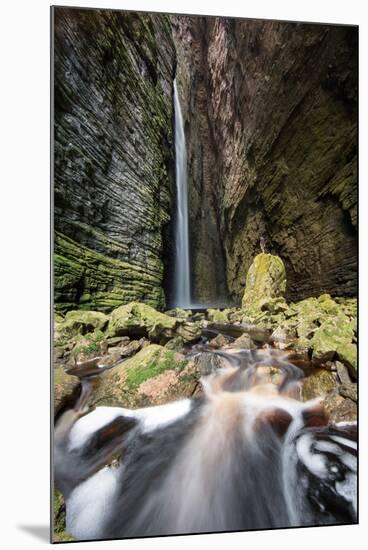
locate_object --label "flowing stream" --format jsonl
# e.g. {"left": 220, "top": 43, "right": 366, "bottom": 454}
{"left": 173, "top": 79, "right": 191, "bottom": 308}
{"left": 54, "top": 327, "right": 357, "bottom": 540}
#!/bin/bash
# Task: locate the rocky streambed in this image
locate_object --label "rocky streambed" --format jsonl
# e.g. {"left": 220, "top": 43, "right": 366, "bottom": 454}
{"left": 53, "top": 253, "right": 357, "bottom": 541}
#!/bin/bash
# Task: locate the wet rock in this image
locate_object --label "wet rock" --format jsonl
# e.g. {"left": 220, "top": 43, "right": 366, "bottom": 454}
{"left": 301, "top": 369, "right": 336, "bottom": 401}
{"left": 242, "top": 325, "right": 271, "bottom": 344}
{"left": 104, "top": 348, "right": 124, "bottom": 366}
{"left": 54, "top": 367, "right": 80, "bottom": 415}
{"left": 193, "top": 352, "right": 227, "bottom": 375}
{"left": 209, "top": 334, "right": 231, "bottom": 348}
{"left": 107, "top": 302, "right": 201, "bottom": 343}
{"left": 323, "top": 392, "right": 357, "bottom": 423}
{"left": 337, "top": 343, "right": 357, "bottom": 380}
{"left": 89, "top": 344, "right": 196, "bottom": 408}
{"left": 67, "top": 356, "right": 106, "bottom": 377}
{"left": 270, "top": 326, "right": 289, "bottom": 349}
{"left": 242, "top": 253, "right": 286, "bottom": 309}
{"left": 253, "top": 365, "right": 284, "bottom": 387}
{"left": 335, "top": 361, "right": 352, "bottom": 385}
{"left": 54, "top": 346, "right": 65, "bottom": 361}
{"left": 232, "top": 333, "right": 256, "bottom": 350}
{"left": 339, "top": 383, "right": 357, "bottom": 402}
{"left": 106, "top": 336, "right": 130, "bottom": 348}
{"left": 120, "top": 339, "right": 144, "bottom": 358}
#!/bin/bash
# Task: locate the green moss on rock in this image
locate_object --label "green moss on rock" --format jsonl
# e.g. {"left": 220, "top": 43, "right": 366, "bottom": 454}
{"left": 242, "top": 253, "right": 286, "bottom": 309}
{"left": 311, "top": 314, "right": 355, "bottom": 365}
{"left": 108, "top": 302, "right": 201, "bottom": 343}
{"left": 89, "top": 344, "right": 191, "bottom": 407}
{"left": 54, "top": 233, "right": 166, "bottom": 314}
{"left": 207, "top": 309, "right": 229, "bottom": 323}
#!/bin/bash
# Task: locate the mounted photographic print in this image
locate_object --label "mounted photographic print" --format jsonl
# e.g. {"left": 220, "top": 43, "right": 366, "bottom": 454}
{"left": 51, "top": 5, "right": 358, "bottom": 543}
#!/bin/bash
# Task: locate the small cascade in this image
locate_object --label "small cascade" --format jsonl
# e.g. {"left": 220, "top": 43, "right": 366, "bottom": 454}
{"left": 55, "top": 338, "right": 357, "bottom": 540}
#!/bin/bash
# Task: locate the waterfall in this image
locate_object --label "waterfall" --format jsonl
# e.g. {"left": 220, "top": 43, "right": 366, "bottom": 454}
{"left": 173, "top": 79, "right": 191, "bottom": 308}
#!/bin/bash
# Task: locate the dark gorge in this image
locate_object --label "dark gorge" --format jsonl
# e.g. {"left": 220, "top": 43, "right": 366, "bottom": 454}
{"left": 53, "top": 9, "right": 357, "bottom": 312}
{"left": 53, "top": 9, "right": 358, "bottom": 542}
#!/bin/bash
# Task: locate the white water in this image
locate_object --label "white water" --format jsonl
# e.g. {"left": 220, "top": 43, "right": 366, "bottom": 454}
{"left": 173, "top": 79, "right": 191, "bottom": 308}
{"left": 55, "top": 347, "right": 357, "bottom": 539}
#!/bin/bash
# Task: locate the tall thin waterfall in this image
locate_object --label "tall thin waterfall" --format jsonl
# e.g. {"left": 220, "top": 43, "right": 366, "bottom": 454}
{"left": 173, "top": 79, "right": 191, "bottom": 308}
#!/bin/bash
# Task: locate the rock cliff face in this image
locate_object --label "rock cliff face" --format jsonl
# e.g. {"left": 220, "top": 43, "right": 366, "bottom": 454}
{"left": 53, "top": 8, "right": 176, "bottom": 312}
{"left": 53, "top": 10, "right": 357, "bottom": 311}
{"left": 172, "top": 17, "right": 357, "bottom": 304}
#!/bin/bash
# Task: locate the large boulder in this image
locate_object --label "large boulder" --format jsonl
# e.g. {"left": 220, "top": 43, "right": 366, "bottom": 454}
{"left": 206, "top": 309, "right": 229, "bottom": 323}
{"left": 54, "top": 367, "right": 80, "bottom": 415}
{"left": 107, "top": 302, "right": 201, "bottom": 343}
{"left": 55, "top": 310, "right": 109, "bottom": 343}
{"left": 88, "top": 344, "right": 200, "bottom": 408}
{"left": 311, "top": 314, "right": 357, "bottom": 377}
{"left": 242, "top": 253, "right": 286, "bottom": 309}
{"left": 323, "top": 392, "right": 357, "bottom": 423}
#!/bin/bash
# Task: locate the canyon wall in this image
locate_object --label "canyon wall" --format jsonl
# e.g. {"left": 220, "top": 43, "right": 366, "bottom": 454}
{"left": 173, "top": 17, "right": 357, "bottom": 303}
{"left": 53, "top": 10, "right": 357, "bottom": 311}
{"left": 53, "top": 8, "right": 176, "bottom": 312}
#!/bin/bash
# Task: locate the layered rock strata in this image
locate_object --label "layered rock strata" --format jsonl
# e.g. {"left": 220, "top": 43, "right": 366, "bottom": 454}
{"left": 53, "top": 8, "right": 176, "bottom": 312}
{"left": 172, "top": 17, "right": 357, "bottom": 303}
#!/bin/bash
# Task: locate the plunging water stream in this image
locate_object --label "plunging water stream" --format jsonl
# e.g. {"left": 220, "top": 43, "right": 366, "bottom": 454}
{"left": 173, "top": 79, "right": 191, "bottom": 308}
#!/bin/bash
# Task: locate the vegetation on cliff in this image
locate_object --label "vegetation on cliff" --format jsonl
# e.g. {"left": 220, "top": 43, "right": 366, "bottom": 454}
{"left": 52, "top": 10, "right": 357, "bottom": 538}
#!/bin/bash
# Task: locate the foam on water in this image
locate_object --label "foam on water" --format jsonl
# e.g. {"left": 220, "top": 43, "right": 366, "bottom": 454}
{"left": 68, "top": 400, "right": 192, "bottom": 451}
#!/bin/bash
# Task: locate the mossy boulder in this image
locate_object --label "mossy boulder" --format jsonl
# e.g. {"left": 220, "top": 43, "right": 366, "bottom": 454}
{"left": 89, "top": 344, "right": 199, "bottom": 408}
{"left": 176, "top": 322, "right": 201, "bottom": 342}
{"left": 311, "top": 314, "right": 356, "bottom": 373}
{"left": 107, "top": 302, "right": 200, "bottom": 343}
{"left": 206, "top": 309, "right": 229, "bottom": 323}
{"left": 317, "top": 294, "right": 341, "bottom": 315}
{"left": 67, "top": 329, "right": 107, "bottom": 363}
{"left": 165, "top": 336, "right": 185, "bottom": 351}
{"left": 242, "top": 253, "right": 286, "bottom": 309}
{"left": 335, "top": 297, "right": 357, "bottom": 318}
{"left": 54, "top": 367, "right": 80, "bottom": 415}
{"left": 55, "top": 310, "right": 109, "bottom": 343}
